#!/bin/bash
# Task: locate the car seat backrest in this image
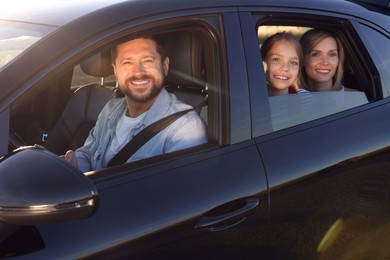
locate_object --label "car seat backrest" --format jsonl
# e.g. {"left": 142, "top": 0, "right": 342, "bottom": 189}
{"left": 80, "top": 49, "right": 114, "bottom": 78}
{"left": 163, "top": 31, "right": 208, "bottom": 117}
{"left": 44, "top": 50, "right": 115, "bottom": 155}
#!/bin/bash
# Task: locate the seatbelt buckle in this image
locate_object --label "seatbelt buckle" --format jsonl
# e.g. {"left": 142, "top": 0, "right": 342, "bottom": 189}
{"left": 41, "top": 132, "right": 49, "bottom": 143}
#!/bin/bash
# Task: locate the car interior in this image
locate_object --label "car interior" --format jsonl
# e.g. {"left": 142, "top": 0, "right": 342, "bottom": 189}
{"left": 8, "top": 30, "right": 211, "bottom": 156}
{"left": 9, "top": 19, "right": 377, "bottom": 156}
{"left": 43, "top": 50, "right": 115, "bottom": 155}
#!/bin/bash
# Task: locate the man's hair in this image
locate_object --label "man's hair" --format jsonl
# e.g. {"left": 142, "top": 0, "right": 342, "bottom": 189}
{"left": 111, "top": 34, "right": 167, "bottom": 64}
{"left": 299, "top": 29, "right": 345, "bottom": 91}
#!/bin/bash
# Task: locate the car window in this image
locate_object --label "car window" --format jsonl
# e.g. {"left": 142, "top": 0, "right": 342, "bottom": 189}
{"left": 0, "top": 20, "right": 56, "bottom": 70}
{"left": 256, "top": 21, "right": 373, "bottom": 133}
{"left": 357, "top": 24, "right": 390, "bottom": 98}
{"left": 269, "top": 91, "right": 368, "bottom": 131}
{"left": 258, "top": 25, "right": 310, "bottom": 44}
{"left": 8, "top": 20, "right": 222, "bottom": 172}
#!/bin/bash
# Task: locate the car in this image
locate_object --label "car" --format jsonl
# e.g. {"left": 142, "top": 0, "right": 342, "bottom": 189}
{"left": 0, "top": 0, "right": 389, "bottom": 258}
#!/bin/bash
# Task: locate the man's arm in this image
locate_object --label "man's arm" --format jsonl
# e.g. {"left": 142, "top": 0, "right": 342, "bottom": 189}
{"left": 74, "top": 129, "right": 97, "bottom": 172}
{"left": 61, "top": 150, "right": 79, "bottom": 168}
{"left": 165, "top": 111, "right": 207, "bottom": 152}
{"left": 62, "top": 128, "right": 96, "bottom": 172}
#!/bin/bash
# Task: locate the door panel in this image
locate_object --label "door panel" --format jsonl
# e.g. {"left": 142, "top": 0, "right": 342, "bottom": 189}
{"left": 239, "top": 8, "right": 390, "bottom": 258}
{"left": 257, "top": 102, "right": 390, "bottom": 259}
{"left": 32, "top": 143, "right": 267, "bottom": 258}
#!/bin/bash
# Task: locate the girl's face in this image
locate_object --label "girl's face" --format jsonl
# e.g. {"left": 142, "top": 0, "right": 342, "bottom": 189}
{"left": 264, "top": 40, "right": 300, "bottom": 95}
{"left": 304, "top": 37, "right": 339, "bottom": 88}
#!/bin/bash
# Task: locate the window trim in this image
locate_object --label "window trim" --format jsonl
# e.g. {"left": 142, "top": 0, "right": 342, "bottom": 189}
{"left": 7, "top": 13, "right": 227, "bottom": 172}
{"left": 245, "top": 12, "right": 381, "bottom": 138}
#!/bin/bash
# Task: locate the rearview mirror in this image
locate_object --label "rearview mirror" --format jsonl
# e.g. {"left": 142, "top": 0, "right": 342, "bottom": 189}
{"left": 0, "top": 146, "right": 98, "bottom": 225}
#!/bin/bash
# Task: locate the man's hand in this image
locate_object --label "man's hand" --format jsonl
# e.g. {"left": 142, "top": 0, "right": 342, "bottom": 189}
{"left": 61, "top": 150, "right": 79, "bottom": 169}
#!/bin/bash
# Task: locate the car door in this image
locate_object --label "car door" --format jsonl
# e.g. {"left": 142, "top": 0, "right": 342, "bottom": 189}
{"left": 241, "top": 5, "right": 390, "bottom": 260}
{"left": 63, "top": 11, "right": 270, "bottom": 259}
{"left": 0, "top": 7, "right": 270, "bottom": 259}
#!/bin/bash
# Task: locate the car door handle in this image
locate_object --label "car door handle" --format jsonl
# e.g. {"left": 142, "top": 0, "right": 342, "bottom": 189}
{"left": 195, "top": 197, "right": 259, "bottom": 232}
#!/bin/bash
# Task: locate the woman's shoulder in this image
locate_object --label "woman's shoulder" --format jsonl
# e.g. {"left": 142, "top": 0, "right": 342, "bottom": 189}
{"left": 341, "top": 85, "right": 360, "bottom": 92}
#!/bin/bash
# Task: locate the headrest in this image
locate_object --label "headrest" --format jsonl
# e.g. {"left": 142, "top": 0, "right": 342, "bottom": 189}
{"left": 80, "top": 49, "right": 113, "bottom": 77}
{"left": 163, "top": 32, "right": 205, "bottom": 89}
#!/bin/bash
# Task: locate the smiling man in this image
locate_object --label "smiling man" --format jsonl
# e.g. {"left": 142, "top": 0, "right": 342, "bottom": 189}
{"left": 112, "top": 37, "right": 169, "bottom": 117}
{"left": 64, "top": 35, "right": 207, "bottom": 172}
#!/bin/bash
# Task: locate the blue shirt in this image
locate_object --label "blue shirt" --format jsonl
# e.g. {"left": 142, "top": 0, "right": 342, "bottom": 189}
{"left": 75, "top": 88, "right": 207, "bottom": 172}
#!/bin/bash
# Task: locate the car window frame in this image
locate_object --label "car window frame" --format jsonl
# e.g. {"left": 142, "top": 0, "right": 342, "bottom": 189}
{"left": 351, "top": 19, "right": 390, "bottom": 98}
{"left": 5, "top": 11, "right": 231, "bottom": 175}
{"left": 239, "top": 10, "right": 382, "bottom": 139}
{"left": 0, "top": 107, "right": 10, "bottom": 156}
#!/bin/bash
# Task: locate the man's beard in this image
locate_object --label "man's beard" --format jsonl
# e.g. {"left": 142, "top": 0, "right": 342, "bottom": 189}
{"left": 122, "top": 76, "right": 164, "bottom": 103}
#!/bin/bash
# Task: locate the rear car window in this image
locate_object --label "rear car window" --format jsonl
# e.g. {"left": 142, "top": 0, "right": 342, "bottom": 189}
{"left": 256, "top": 22, "right": 372, "bottom": 132}
{"left": 357, "top": 24, "right": 390, "bottom": 98}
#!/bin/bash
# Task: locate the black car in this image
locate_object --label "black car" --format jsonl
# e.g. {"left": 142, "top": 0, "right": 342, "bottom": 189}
{"left": 0, "top": 0, "right": 389, "bottom": 258}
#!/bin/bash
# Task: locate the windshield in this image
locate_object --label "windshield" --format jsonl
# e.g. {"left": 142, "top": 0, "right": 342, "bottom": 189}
{"left": 0, "top": 20, "right": 56, "bottom": 69}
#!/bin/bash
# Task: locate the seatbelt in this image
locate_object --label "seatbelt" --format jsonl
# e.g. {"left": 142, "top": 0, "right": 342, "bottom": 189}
{"left": 107, "top": 97, "right": 206, "bottom": 167}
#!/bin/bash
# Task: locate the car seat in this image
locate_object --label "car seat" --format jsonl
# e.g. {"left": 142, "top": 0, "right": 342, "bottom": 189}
{"left": 44, "top": 50, "right": 115, "bottom": 155}
{"left": 163, "top": 31, "right": 208, "bottom": 115}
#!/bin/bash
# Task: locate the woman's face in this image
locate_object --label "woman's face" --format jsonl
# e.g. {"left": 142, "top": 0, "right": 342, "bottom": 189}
{"left": 304, "top": 37, "right": 339, "bottom": 89}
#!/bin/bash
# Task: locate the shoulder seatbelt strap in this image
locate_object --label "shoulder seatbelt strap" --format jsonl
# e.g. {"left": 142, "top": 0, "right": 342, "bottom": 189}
{"left": 107, "top": 98, "right": 206, "bottom": 167}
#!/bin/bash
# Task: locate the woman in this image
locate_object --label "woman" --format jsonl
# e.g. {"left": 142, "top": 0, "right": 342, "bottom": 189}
{"left": 299, "top": 29, "right": 346, "bottom": 91}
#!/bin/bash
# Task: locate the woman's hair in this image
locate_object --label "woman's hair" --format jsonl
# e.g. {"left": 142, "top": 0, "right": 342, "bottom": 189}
{"left": 299, "top": 29, "right": 345, "bottom": 91}
{"left": 260, "top": 32, "right": 303, "bottom": 87}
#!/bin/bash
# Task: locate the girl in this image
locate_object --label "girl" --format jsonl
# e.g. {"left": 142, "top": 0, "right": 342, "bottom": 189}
{"left": 260, "top": 32, "right": 307, "bottom": 96}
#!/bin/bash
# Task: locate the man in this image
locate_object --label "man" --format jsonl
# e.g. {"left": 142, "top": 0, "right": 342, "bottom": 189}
{"left": 64, "top": 35, "right": 207, "bottom": 172}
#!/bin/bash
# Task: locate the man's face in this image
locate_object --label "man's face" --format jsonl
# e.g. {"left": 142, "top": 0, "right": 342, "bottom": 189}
{"left": 112, "top": 38, "right": 169, "bottom": 103}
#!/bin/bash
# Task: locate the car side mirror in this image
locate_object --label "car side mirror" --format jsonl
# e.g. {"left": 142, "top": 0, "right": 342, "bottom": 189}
{"left": 0, "top": 146, "right": 98, "bottom": 225}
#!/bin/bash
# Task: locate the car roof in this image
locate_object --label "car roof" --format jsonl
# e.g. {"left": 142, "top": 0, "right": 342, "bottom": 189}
{"left": 1, "top": 0, "right": 388, "bottom": 30}
{"left": 0, "top": 0, "right": 127, "bottom": 26}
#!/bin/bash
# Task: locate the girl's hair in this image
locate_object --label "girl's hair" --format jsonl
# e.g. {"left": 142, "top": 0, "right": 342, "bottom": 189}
{"left": 260, "top": 32, "right": 303, "bottom": 87}
{"left": 299, "top": 29, "right": 345, "bottom": 91}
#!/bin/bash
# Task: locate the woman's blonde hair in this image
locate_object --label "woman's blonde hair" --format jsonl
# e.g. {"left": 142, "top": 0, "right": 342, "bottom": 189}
{"left": 299, "top": 29, "right": 345, "bottom": 91}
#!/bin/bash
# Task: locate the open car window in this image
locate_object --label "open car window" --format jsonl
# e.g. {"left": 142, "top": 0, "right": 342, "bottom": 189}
{"left": 7, "top": 18, "right": 222, "bottom": 173}
{"left": 255, "top": 18, "right": 375, "bottom": 134}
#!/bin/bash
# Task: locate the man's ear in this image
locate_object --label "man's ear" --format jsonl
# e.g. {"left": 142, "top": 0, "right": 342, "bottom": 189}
{"left": 163, "top": 57, "right": 169, "bottom": 76}
{"left": 112, "top": 63, "right": 117, "bottom": 77}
